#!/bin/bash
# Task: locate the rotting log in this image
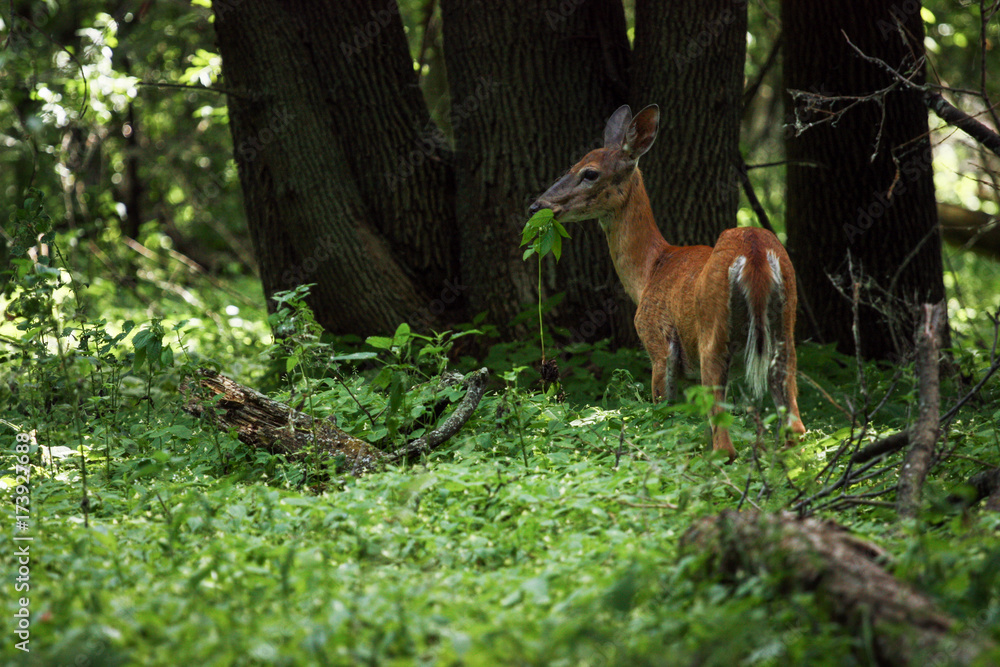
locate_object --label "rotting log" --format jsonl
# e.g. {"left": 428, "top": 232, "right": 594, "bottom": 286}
{"left": 948, "top": 467, "right": 1000, "bottom": 512}
{"left": 183, "top": 369, "right": 384, "bottom": 474}
{"left": 681, "top": 510, "right": 993, "bottom": 666}
{"left": 938, "top": 203, "right": 1000, "bottom": 260}
{"left": 182, "top": 367, "right": 489, "bottom": 475}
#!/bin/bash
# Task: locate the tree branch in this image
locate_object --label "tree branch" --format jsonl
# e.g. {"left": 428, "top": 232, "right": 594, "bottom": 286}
{"left": 924, "top": 92, "right": 1000, "bottom": 158}
{"left": 385, "top": 367, "right": 489, "bottom": 463}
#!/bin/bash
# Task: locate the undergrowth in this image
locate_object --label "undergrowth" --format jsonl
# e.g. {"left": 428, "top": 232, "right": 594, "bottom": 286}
{"left": 1, "top": 200, "right": 999, "bottom": 666}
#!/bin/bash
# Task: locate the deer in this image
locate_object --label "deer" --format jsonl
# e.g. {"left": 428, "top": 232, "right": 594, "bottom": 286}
{"left": 528, "top": 105, "right": 805, "bottom": 460}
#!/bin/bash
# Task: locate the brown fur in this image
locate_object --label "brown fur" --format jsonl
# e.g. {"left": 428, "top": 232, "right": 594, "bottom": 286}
{"left": 530, "top": 105, "right": 805, "bottom": 460}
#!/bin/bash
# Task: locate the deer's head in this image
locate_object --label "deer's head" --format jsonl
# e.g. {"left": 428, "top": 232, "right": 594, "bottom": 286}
{"left": 528, "top": 104, "right": 660, "bottom": 223}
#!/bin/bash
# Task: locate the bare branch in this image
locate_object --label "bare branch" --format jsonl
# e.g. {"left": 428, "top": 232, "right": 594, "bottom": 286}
{"left": 925, "top": 92, "right": 1000, "bottom": 158}
{"left": 386, "top": 368, "right": 490, "bottom": 463}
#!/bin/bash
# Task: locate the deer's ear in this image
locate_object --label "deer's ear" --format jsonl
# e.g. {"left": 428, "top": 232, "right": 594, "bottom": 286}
{"left": 622, "top": 105, "right": 659, "bottom": 161}
{"left": 603, "top": 105, "right": 632, "bottom": 148}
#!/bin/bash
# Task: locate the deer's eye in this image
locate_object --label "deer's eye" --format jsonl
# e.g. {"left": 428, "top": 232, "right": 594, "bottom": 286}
{"left": 580, "top": 169, "right": 600, "bottom": 182}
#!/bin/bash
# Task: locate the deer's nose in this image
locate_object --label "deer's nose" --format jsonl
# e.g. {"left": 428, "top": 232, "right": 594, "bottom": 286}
{"left": 528, "top": 201, "right": 545, "bottom": 216}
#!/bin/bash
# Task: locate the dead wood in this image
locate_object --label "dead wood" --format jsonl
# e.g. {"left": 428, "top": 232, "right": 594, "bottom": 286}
{"left": 681, "top": 510, "right": 993, "bottom": 666}
{"left": 386, "top": 367, "right": 489, "bottom": 464}
{"left": 183, "top": 369, "right": 385, "bottom": 474}
{"left": 897, "top": 303, "right": 946, "bottom": 518}
{"left": 948, "top": 467, "right": 1000, "bottom": 512}
{"left": 183, "top": 367, "right": 489, "bottom": 475}
{"left": 852, "top": 430, "right": 911, "bottom": 465}
{"left": 938, "top": 203, "right": 1000, "bottom": 261}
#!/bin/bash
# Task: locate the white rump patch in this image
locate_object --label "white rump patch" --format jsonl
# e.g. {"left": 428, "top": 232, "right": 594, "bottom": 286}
{"left": 728, "top": 255, "right": 747, "bottom": 289}
{"left": 766, "top": 250, "right": 783, "bottom": 288}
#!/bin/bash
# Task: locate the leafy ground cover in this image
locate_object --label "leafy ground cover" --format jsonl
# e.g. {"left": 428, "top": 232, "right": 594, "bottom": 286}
{"left": 2, "top": 222, "right": 999, "bottom": 666}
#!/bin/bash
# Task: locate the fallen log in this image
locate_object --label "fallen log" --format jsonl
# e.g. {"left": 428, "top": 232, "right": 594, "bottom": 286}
{"left": 681, "top": 510, "right": 993, "bottom": 666}
{"left": 183, "top": 367, "right": 489, "bottom": 475}
{"left": 938, "top": 202, "right": 1000, "bottom": 261}
{"left": 948, "top": 467, "right": 1000, "bottom": 512}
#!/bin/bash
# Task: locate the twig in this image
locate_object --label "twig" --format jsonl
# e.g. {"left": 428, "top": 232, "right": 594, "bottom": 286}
{"left": 848, "top": 254, "right": 870, "bottom": 415}
{"left": 736, "top": 471, "right": 753, "bottom": 511}
{"left": 841, "top": 29, "right": 1000, "bottom": 158}
{"left": 331, "top": 368, "right": 378, "bottom": 431}
{"left": 818, "top": 497, "right": 898, "bottom": 512}
{"left": 137, "top": 81, "right": 253, "bottom": 99}
{"left": 615, "top": 498, "right": 680, "bottom": 511}
{"left": 736, "top": 155, "right": 775, "bottom": 233}
{"left": 791, "top": 454, "right": 885, "bottom": 514}
{"left": 614, "top": 421, "right": 624, "bottom": 468}
{"left": 790, "top": 28, "right": 1000, "bottom": 160}
{"left": 745, "top": 159, "right": 823, "bottom": 170}
{"left": 386, "top": 368, "right": 489, "bottom": 463}
{"left": 851, "top": 430, "right": 910, "bottom": 464}
{"left": 886, "top": 211, "right": 943, "bottom": 298}
{"left": 865, "top": 366, "right": 905, "bottom": 423}
{"left": 742, "top": 32, "right": 783, "bottom": 115}
{"left": 798, "top": 371, "right": 851, "bottom": 420}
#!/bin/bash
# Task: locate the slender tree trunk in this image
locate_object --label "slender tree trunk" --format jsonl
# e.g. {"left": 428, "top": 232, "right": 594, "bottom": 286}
{"left": 631, "top": 0, "right": 747, "bottom": 246}
{"left": 783, "top": 0, "right": 945, "bottom": 358}
{"left": 897, "top": 302, "right": 944, "bottom": 518}
{"left": 214, "top": 0, "right": 459, "bottom": 336}
{"left": 441, "top": 0, "right": 634, "bottom": 343}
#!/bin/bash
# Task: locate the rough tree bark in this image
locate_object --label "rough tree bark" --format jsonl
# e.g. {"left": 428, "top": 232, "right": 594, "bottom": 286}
{"left": 214, "top": 1, "right": 754, "bottom": 346}
{"left": 440, "top": 0, "right": 635, "bottom": 343}
{"left": 783, "top": 0, "right": 945, "bottom": 358}
{"left": 631, "top": 0, "right": 747, "bottom": 246}
{"left": 213, "top": 0, "right": 458, "bottom": 335}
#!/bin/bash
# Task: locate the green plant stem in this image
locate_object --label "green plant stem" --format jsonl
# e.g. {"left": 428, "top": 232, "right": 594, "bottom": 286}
{"left": 537, "top": 256, "right": 545, "bottom": 362}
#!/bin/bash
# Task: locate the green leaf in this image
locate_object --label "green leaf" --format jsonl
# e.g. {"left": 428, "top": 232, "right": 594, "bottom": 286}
{"left": 393, "top": 322, "right": 411, "bottom": 346}
{"left": 539, "top": 230, "right": 554, "bottom": 258}
{"left": 366, "top": 336, "right": 394, "bottom": 350}
{"left": 133, "top": 330, "right": 150, "bottom": 348}
{"left": 133, "top": 345, "right": 147, "bottom": 371}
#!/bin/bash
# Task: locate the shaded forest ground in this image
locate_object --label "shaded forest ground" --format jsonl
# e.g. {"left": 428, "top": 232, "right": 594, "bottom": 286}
{"left": 1, "top": 223, "right": 999, "bottom": 665}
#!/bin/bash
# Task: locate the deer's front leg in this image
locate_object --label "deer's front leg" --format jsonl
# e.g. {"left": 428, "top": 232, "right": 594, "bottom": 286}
{"left": 638, "top": 311, "right": 678, "bottom": 403}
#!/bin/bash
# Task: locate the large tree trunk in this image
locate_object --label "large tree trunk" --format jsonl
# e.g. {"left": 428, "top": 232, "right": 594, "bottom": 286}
{"left": 783, "top": 0, "right": 945, "bottom": 358}
{"left": 631, "top": 0, "right": 747, "bottom": 246}
{"left": 214, "top": 0, "right": 459, "bottom": 335}
{"left": 214, "top": 0, "right": 754, "bottom": 348}
{"left": 441, "top": 0, "right": 635, "bottom": 343}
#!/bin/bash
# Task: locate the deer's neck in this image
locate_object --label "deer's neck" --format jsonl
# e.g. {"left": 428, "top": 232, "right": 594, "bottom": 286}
{"left": 598, "top": 171, "right": 669, "bottom": 304}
